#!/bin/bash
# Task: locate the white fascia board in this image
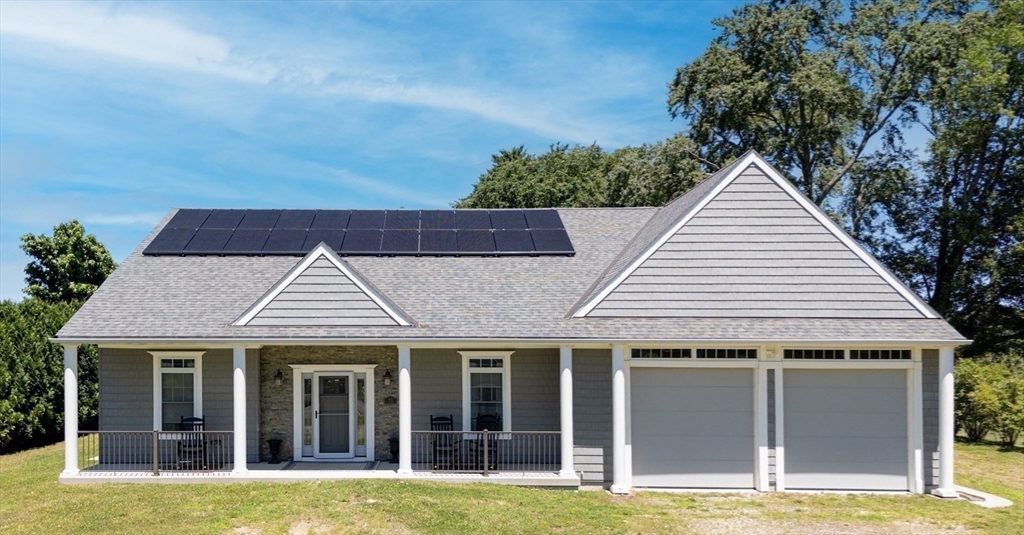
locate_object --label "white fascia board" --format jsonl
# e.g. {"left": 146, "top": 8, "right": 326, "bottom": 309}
{"left": 572, "top": 152, "right": 937, "bottom": 319}
{"left": 233, "top": 243, "right": 413, "bottom": 327}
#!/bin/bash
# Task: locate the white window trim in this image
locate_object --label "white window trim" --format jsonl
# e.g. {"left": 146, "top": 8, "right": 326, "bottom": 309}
{"left": 289, "top": 364, "right": 376, "bottom": 461}
{"left": 149, "top": 351, "right": 205, "bottom": 431}
{"left": 459, "top": 351, "right": 513, "bottom": 432}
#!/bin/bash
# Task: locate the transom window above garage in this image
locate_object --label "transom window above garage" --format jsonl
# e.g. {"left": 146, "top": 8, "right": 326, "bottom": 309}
{"left": 783, "top": 348, "right": 912, "bottom": 360}
{"left": 630, "top": 348, "right": 757, "bottom": 359}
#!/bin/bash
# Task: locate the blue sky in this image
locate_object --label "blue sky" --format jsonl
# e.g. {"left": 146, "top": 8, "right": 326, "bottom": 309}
{"left": 0, "top": 1, "right": 743, "bottom": 300}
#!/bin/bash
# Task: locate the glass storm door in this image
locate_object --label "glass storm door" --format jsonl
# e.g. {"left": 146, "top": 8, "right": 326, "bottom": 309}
{"left": 313, "top": 373, "right": 355, "bottom": 458}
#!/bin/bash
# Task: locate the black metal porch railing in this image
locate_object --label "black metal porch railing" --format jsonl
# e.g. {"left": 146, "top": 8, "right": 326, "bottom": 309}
{"left": 77, "top": 431, "right": 234, "bottom": 474}
{"left": 410, "top": 430, "right": 561, "bottom": 474}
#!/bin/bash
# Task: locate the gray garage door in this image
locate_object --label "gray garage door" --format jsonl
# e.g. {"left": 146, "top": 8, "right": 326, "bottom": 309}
{"left": 631, "top": 368, "right": 755, "bottom": 488}
{"left": 784, "top": 370, "right": 908, "bottom": 491}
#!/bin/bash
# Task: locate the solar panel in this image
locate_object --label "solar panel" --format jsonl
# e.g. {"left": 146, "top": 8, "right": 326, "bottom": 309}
{"left": 421, "top": 210, "right": 456, "bottom": 230}
{"left": 489, "top": 210, "right": 527, "bottom": 230}
{"left": 223, "top": 229, "right": 271, "bottom": 252}
{"left": 381, "top": 230, "right": 418, "bottom": 253}
{"left": 202, "top": 209, "right": 246, "bottom": 229}
{"left": 143, "top": 228, "right": 196, "bottom": 254}
{"left": 237, "top": 210, "right": 281, "bottom": 229}
{"left": 144, "top": 208, "right": 575, "bottom": 256}
{"left": 349, "top": 210, "right": 385, "bottom": 229}
{"left": 302, "top": 229, "right": 345, "bottom": 252}
{"left": 384, "top": 210, "right": 419, "bottom": 230}
{"left": 456, "top": 211, "right": 491, "bottom": 229}
{"left": 311, "top": 210, "right": 350, "bottom": 229}
{"left": 458, "top": 230, "right": 495, "bottom": 252}
{"left": 420, "top": 230, "right": 457, "bottom": 253}
{"left": 166, "top": 209, "right": 211, "bottom": 229}
{"left": 530, "top": 229, "right": 573, "bottom": 252}
{"left": 262, "top": 229, "right": 307, "bottom": 253}
{"left": 275, "top": 210, "right": 316, "bottom": 229}
{"left": 524, "top": 209, "right": 563, "bottom": 229}
{"left": 183, "top": 229, "right": 233, "bottom": 253}
{"left": 494, "top": 230, "right": 534, "bottom": 252}
{"left": 341, "top": 229, "right": 382, "bottom": 253}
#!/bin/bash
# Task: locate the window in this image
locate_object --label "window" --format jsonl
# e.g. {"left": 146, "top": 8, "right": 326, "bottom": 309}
{"left": 631, "top": 348, "right": 691, "bottom": 359}
{"left": 695, "top": 348, "right": 758, "bottom": 359}
{"left": 150, "top": 352, "right": 204, "bottom": 432}
{"left": 849, "top": 349, "right": 911, "bottom": 360}
{"left": 784, "top": 349, "right": 844, "bottom": 360}
{"left": 460, "top": 352, "right": 513, "bottom": 432}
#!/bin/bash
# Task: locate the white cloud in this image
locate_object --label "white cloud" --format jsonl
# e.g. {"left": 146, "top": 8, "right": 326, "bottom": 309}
{"left": 0, "top": 2, "right": 621, "bottom": 144}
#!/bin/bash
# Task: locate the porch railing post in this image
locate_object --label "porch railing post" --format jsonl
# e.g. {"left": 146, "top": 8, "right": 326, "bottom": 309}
{"left": 152, "top": 430, "right": 160, "bottom": 475}
{"left": 483, "top": 430, "right": 489, "bottom": 476}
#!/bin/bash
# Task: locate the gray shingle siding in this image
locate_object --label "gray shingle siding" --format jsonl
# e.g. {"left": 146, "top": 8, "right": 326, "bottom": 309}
{"left": 573, "top": 349, "right": 613, "bottom": 483}
{"left": 248, "top": 257, "right": 398, "bottom": 326}
{"left": 98, "top": 347, "right": 260, "bottom": 463}
{"left": 590, "top": 165, "right": 925, "bottom": 319}
{"left": 410, "top": 349, "right": 463, "bottom": 430}
{"left": 510, "top": 349, "right": 560, "bottom": 432}
{"left": 922, "top": 349, "right": 939, "bottom": 489}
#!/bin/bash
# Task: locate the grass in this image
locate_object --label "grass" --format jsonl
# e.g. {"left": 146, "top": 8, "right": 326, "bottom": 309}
{"left": 0, "top": 441, "right": 1020, "bottom": 534}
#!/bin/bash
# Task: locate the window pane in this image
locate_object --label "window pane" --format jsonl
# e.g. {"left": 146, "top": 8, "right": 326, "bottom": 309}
{"left": 303, "top": 377, "right": 313, "bottom": 447}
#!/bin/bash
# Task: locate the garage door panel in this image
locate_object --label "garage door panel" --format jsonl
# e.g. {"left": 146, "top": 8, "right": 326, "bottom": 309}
{"left": 633, "top": 437, "right": 753, "bottom": 462}
{"left": 631, "top": 368, "right": 754, "bottom": 489}
{"left": 786, "top": 370, "right": 904, "bottom": 389}
{"left": 786, "top": 463, "right": 908, "bottom": 491}
{"left": 631, "top": 411, "right": 752, "bottom": 437}
{"left": 786, "top": 387, "right": 906, "bottom": 414}
{"left": 634, "top": 369, "right": 752, "bottom": 388}
{"left": 631, "top": 462, "right": 755, "bottom": 489}
{"left": 785, "top": 437, "right": 907, "bottom": 464}
{"left": 632, "top": 388, "right": 753, "bottom": 412}
{"left": 785, "top": 411, "right": 907, "bottom": 438}
{"left": 784, "top": 370, "right": 908, "bottom": 491}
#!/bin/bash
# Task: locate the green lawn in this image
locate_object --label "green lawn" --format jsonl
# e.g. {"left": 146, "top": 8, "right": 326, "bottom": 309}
{"left": 0, "top": 441, "right": 1020, "bottom": 535}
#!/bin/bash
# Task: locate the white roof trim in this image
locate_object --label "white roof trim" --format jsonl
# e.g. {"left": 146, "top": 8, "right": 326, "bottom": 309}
{"left": 233, "top": 243, "right": 413, "bottom": 327}
{"left": 572, "top": 152, "right": 937, "bottom": 319}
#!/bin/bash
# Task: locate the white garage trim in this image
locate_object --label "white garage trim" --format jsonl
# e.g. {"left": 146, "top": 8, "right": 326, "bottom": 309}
{"left": 782, "top": 360, "right": 913, "bottom": 370}
{"left": 629, "top": 359, "right": 758, "bottom": 369}
{"left": 756, "top": 366, "right": 769, "bottom": 491}
{"left": 775, "top": 367, "right": 786, "bottom": 491}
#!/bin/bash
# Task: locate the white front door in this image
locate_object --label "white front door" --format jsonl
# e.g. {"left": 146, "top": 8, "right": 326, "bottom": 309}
{"left": 313, "top": 372, "right": 356, "bottom": 459}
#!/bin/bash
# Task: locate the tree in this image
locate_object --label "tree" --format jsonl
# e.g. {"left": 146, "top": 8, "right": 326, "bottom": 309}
{"left": 456, "top": 144, "right": 611, "bottom": 208}
{"left": 20, "top": 220, "right": 117, "bottom": 303}
{"left": 606, "top": 135, "right": 708, "bottom": 207}
{"left": 878, "top": 0, "right": 1024, "bottom": 354}
{"left": 667, "top": 0, "right": 965, "bottom": 214}
{"left": 0, "top": 299, "right": 98, "bottom": 452}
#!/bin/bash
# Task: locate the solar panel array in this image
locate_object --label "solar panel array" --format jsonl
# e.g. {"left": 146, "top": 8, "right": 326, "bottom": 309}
{"left": 143, "top": 209, "right": 575, "bottom": 256}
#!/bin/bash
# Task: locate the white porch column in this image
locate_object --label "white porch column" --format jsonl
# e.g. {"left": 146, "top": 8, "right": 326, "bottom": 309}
{"left": 397, "top": 345, "right": 412, "bottom": 474}
{"left": 559, "top": 345, "right": 575, "bottom": 476}
{"left": 610, "top": 344, "right": 629, "bottom": 494}
{"left": 934, "top": 347, "right": 957, "bottom": 497}
{"left": 63, "top": 345, "right": 79, "bottom": 475}
{"left": 232, "top": 346, "right": 248, "bottom": 474}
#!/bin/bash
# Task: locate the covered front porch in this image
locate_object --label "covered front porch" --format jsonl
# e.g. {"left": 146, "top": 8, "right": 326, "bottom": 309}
{"left": 59, "top": 344, "right": 581, "bottom": 486}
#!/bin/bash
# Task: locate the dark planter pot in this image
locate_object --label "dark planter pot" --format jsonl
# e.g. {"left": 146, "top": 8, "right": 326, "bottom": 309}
{"left": 267, "top": 439, "right": 283, "bottom": 464}
{"left": 389, "top": 437, "right": 399, "bottom": 461}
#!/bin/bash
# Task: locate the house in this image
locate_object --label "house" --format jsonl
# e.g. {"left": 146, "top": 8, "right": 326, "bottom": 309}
{"left": 54, "top": 152, "right": 963, "bottom": 496}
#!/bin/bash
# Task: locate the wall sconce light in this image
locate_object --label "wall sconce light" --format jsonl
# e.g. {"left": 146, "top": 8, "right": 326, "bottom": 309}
{"left": 274, "top": 369, "right": 284, "bottom": 387}
{"left": 383, "top": 369, "right": 392, "bottom": 386}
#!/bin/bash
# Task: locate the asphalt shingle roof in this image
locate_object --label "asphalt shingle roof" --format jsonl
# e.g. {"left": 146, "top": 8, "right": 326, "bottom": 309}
{"left": 55, "top": 205, "right": 966, "bottom": 343}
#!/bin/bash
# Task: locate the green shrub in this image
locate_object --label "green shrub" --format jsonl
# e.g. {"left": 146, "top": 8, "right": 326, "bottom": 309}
{"left": 0, "top": 299, "right": 97, "bottom": 453}
{"left": 955, "top": 353, "right": 1024, "bottom": 446}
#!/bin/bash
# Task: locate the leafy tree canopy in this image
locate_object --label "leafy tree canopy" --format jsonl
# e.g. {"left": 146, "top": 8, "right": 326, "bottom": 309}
{"left": 19, "top": 220, "right": 117, "bottom": 303}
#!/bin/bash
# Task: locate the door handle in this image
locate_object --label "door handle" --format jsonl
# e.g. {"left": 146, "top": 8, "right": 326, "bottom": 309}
{"left": 315, "top": 410, "right": 318, "bottom": 419}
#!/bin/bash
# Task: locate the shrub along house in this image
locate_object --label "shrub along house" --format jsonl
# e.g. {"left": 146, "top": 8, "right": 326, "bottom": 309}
{"left": 54, "top": 152, "right": 963, "bottom": 496}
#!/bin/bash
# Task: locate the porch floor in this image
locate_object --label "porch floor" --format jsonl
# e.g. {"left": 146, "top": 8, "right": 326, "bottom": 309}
{"left": 62, "top": 461, "right": 580, "bottom": 486}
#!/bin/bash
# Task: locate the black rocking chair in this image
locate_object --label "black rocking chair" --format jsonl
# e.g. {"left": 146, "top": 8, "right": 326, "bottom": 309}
{"left": 430, "top": 414, "right": 460, "bottom": 470}
{"left": 177, "top": 416, "right": 206, "bottom": 470}
{"left": 472, "top": 413, "right": 501, "bottom": 472}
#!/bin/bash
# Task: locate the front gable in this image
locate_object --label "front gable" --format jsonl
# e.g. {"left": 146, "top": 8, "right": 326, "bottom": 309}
{"left": 235, "top": 243, "right": 413, "bottom": 327}
{"left": 575, "top": 154, "right": 936, "bottom": 319}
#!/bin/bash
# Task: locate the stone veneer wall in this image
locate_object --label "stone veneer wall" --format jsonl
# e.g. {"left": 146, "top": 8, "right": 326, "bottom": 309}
{"left": 259, "top": 346, "right": 399, "bottom": 461}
